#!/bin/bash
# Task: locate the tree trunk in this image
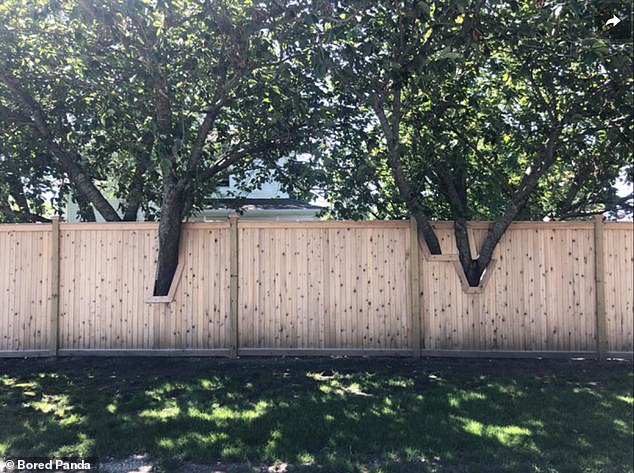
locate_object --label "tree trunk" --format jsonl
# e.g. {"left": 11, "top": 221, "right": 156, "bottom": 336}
{"left": 58, "top": 152, "right": 121, "bottom": 221}
{"left": 471, "top": 200, "right": 521, "bottom": 284}
{"left": 123, "top": 136, "right": 153, "bottom": 221}
{"left": 74, "top": 191, "right": 97, "bottom": 222}
{"left": 372, "top": 95, "right": 442, "bottom": 254}
{"left": 412, "top": 200, "right": 442, "bottom": 255}
{"left": 432, "top": 163, "right": 482, "bottom": 285}
{"left": 453, "top": 216, "right": 480, "bottom": 283}
{"left": 389, "top": 148, "right": 442, "bottom": 253}
{"left": 122, "top": 165, "right": 146, "bottom": 221}
{"left": 469, "top": 128, "right": 562, "bottom": 285}
{"left": 0, "top": 71, "right": 121, "bottom": 222}
{"left": 153, "top": 177, "right": 187, "bottom": 296}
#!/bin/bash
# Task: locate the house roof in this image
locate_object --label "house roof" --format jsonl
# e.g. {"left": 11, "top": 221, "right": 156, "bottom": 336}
{"left": 205, "top": 198, "right": 323, "bottom": 211}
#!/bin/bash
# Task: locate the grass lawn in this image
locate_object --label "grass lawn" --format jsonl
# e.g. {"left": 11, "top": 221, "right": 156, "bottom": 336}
{"left": 0, "top": 357, "right": 632, "bottom": 473}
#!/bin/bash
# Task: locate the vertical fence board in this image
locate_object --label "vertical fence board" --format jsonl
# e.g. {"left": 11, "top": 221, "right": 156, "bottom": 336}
{"left": 49, "top": 218, "right": 60, "bottom": 354}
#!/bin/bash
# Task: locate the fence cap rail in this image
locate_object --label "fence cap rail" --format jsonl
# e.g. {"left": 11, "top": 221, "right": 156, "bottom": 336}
{"left": 57, "top": 221, "right": 230, "bottom": 231}
{"left": 237, "top": 220, "right": 410, "bottom": 229}
{"left": 0, "top": 223, "right": 53, "bottom": 232}
{"left": 2, "top": 219, "right": 630, "bottom": 232}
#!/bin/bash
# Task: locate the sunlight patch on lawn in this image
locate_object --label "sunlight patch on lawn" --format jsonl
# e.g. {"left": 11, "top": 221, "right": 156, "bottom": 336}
{"left": 616, "top": 394, "right": 633, "bottom": 405}
{"left": 55, "top": 433, "right": 94, "bottom": 458}
{"left": 297, "top": 452, "right": 315, "bottom": 465}
{"left": 156, "top": 432, "right": 233, "bottom": 456}
{"left": 169, "top": 431, "right": 230, "bottom": 449}
{"left": 36, "top": 373, "right": 60, "bottom": 380}
{"left": 30, "top": 394, "right": 82, "bottom": 427}
{"left": 385, "top": 378, "right": 415, "bottom": 388}
{"left": 306, "top": 372, "right": 338, "bottom": 381}
{"left": 310, "top": 377, "right": 373, "bottom": 397}
{"left": 452, "top": 415, "right": 533, "bottom": 447}
{"left": 264, "top": 429, "right": 283, "bottom": 458}
{"left": 448, "top": 391, "right": 486, "bottom": 408}
{"left": 221, "top": 443, "right": 247, "bottom": 459}
{"left": 158, "top": 438, "right": 175, "bottom": 449}
{"left": 198, "top": 378, "right": 225, "bottom": 391}
{"left": 368, "top": 396, "right": 399, "bottom": 416}
{"left": 188, "top": 400, "right": 270, "bottom": 424}
{"left": 613, "top": 419, "right": 633, "bottom": 435}
{"left": 145, "top": 381, "right": 204, "bottom": 400}
{"left": 573, "top": 386, "right": 603, "bottom": 398}
{"left": 485, "top": 382, "right": 527, "bottom": 399}
{"left": 140, "top": 399, "right": 180, "bottom": 420}
{"left": 1, "top": 377, "right": 40, "bottom": 397}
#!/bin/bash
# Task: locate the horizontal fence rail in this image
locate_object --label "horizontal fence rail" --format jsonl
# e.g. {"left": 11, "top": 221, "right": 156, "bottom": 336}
{"left": 0, "top": 218, "right": 632, "bottom": 359}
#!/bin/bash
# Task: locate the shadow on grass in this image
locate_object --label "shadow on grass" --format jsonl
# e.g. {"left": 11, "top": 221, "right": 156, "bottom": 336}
{"left": 0, "top": 358, "right": 632, "bottom": 472}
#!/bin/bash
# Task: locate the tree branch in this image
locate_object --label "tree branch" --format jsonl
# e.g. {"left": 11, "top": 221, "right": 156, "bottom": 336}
{"left": 0, "top": 70, "right": 121, "bottom": 221}
{"left": 372, "top": 93, "right": 442, "bottom": 254}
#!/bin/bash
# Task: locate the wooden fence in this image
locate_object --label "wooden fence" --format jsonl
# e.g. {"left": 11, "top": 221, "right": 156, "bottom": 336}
{"left": 0, "top": 218, "right": 632, "bottom": 358}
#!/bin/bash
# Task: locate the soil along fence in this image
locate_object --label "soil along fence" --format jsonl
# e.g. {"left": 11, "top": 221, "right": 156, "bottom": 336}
{"left": 0, "top": 218, "right": 632, "bottom": 358}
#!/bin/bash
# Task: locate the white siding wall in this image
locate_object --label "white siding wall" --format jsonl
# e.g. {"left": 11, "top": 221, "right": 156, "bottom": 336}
{"left": 217, "top": 174, "right": 289, "bottom": 199}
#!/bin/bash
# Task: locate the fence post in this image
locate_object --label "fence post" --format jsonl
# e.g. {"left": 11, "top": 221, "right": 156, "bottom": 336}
{"left": 49, "top": 216, "right": 60, "bottom": 356}
{"left": 228, "top": 214, "right": 239, "bottom": 358}
{"left": 593, "top": 215, "right": 608, "bottom": 360}
{"left": 410, "top": 217, "right": 421, "bottom": 358}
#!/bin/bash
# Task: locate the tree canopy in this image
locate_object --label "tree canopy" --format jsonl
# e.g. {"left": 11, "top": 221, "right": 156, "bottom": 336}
{"left": 308, "top": 0, "right": 632, "bottom": 284}
{"left": 1, "top": 0, "right": 329, "bottom": 294}
{"left": 1, "top": 0, "right": 631, "bottom": 289}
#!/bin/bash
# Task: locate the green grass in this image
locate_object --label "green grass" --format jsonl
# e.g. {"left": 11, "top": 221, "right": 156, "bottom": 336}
{"left": 0, "top": 357, "right": 632, "bottom": 472}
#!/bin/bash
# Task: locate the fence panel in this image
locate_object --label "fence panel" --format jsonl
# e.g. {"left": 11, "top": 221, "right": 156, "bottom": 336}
{"left": 421, "top": 223, "right": 598, "bottom": 353}
{"left": 58, "top": 222, "right": 230, "bottom": 353}
{"left": 0, "top": 225, "right": 51, "bottom": 354}
{"left": 238, "top": 221, "right": 412, "bottom": 353}
{"left": 604, "top": 224, "right": 634, "bottom": 352}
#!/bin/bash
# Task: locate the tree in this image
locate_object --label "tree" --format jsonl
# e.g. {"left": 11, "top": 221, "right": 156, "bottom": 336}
{"left": 317, "top": 0, "right": 633, "bottom": 285}
{"left": 0, "top": 0, "right": 131, "bottom": 222}
{"left": 0, "top": 124, "right": 55, "bottom": 223}
{"left": 1, "top": 0, "right": 327, "bottom": 294}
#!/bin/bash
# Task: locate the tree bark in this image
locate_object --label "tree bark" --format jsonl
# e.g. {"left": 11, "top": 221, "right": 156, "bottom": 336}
{"left": 74, "top": 190, "right": 97, "bottom": 222}
{"left": 430, "top": 159, "right": 483, "bottom": 283}
{"left": 122, "top": 160, "right": 147, "bottom": 221}
{"left": 467, "top": 127, "right": 563, "bottom": 286}
{"left": 59, "top": 151, "right": 121, "bottom": 221}
{"left": 123, "top": 133, "right": 154, "bottom": 221}
{"left": 372, "top": 93, "right": 442, "bottom": 254}
{"left": 0, "top": 71, "right": 122, "bottom": 221}
{"left": 395, "top": 161, "right": 443, "bottom": 255}
{"left": 154, "top": 177, "right": 187, "bottom": 296}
